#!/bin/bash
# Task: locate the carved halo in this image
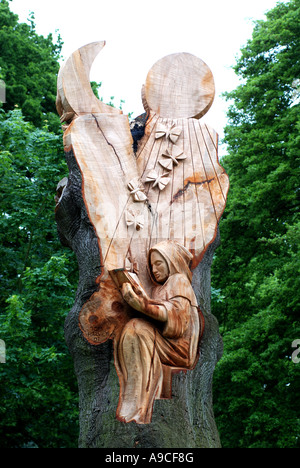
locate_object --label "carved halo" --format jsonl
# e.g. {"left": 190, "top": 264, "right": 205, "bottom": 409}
{"left": 142, "top": 52, "right": 215, "bottom": 119}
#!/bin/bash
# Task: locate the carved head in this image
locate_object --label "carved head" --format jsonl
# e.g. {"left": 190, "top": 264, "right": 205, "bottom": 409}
{"left": 148, "top": 240, "right": 193, "bottom": 285}
{"left": 150, "top": 250, "right": 169, "bottom": 284}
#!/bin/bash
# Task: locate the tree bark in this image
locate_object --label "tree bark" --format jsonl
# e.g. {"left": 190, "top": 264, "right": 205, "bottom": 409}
{"left": 55, "top": 138, "right": 223, "bottom": 448}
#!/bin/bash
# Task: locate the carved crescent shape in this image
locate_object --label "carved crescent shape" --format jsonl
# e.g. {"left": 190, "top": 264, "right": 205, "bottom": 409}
{"left": 56, "top": 41, "right": 121, "bottom": 121}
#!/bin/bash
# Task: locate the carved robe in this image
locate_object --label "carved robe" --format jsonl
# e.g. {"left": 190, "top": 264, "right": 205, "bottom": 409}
{"left": 115, "top": 241, "right": 200, "bottom": 424}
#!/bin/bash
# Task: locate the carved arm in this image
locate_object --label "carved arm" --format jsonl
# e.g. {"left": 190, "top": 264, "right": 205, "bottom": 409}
{"left": 121, "top": 283, "right": 167, "bottom": 322}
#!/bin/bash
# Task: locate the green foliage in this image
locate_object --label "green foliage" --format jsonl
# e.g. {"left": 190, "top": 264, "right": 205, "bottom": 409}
{"left": 0, "top": 0, "right": 63, "bottom": 131}
{"left": 90, "top": 80, "right": 102, "bottom": 100}
{"left": 0, "top": 3, "right": 132, "bottom": 447}
{"left": 0, "top": 4, "right": 80, "bottom": 447}
{"left": 0, "top": 108, "right": 79, "bottom": 448}
{"left": 214, "top": 315, "right": 300, "bottom": 448}
{"left": 0, "top": 2, "right": 80, "bottom": 445}
{"left": 0, "top": 257, "right": 78, "bottom": 448}
{"left": 212, "top": 0, "right": 300, "bottom": 448}
{"left": 0, "top": 109, "right": 72, "bottom": 299}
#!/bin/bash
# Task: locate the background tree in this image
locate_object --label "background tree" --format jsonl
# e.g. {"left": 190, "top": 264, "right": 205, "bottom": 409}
{"left": 1, "top": 0, "right": 299, "bottom": 449}
{"left": 0, "top": 108, "right": 79, "bottom": 448}
{"left": 212, "top": 0, "right": 300, "bottom": 448}
{"left": 0, "top": 2, "right": 125, "bottom": 448}
{"left": 0, "top": 1, "right": 80, "bottom": 447}
{"left": 0, "top": 0, "right": 63, "bottom": 131}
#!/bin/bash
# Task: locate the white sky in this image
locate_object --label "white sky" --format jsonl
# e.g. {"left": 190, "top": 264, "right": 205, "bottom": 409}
{"left": 9, "top": 0, "right": 287, "bottom": 154}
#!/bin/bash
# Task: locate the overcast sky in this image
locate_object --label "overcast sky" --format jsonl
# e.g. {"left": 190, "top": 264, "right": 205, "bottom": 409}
{"left": 9, "top": 0, "right": 287, "bottom": 153}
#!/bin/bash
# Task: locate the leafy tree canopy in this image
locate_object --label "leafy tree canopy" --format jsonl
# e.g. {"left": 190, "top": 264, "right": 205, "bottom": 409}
{"left": 0, "top": 0, "right": 63, "bottom": 131}
{"left": 212, "top": 0, "right": 300, "bottom": 448}
{"left": 0, "top": 108, "right": 79, "bottom": 448}
{"left": 0, "top": 1, "right": 80, "bottom": 448}
{"left": 0, "top": 1, "right": 130, "bottom": 447}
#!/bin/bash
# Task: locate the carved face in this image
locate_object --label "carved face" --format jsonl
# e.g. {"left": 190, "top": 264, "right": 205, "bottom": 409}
{"left": 150, "top": 251, "right": 169, "bottom": 284}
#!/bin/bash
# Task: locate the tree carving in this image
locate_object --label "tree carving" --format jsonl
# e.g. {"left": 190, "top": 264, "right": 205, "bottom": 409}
{"left": 55, "top": 41, "right": 229, "bottom": 448}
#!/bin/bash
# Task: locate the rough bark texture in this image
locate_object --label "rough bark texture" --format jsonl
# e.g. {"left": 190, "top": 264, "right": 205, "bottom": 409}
{"left": 55, "top": 119, "right": 223, "bottom": 449}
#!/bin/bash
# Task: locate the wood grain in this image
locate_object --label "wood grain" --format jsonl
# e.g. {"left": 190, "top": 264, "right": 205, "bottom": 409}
{"left": 56, "top": 41, "right": 120, "bottom": 123}
{"left": 143, "top": 53, "right": 215, "bottom": 119}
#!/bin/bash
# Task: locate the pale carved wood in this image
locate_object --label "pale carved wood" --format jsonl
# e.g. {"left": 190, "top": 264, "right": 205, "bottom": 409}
{"left": 142, "top": 53, "right": 215, "bottom": 119}
{"left": 56, "top": 40, "right": 120, "bottom": 123}
{"left": 55, "top": 42, "right": 229, "bottom": 428}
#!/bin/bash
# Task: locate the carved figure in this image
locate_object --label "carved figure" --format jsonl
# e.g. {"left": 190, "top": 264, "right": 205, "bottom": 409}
{"left": 115, "top": 240, "right": 202, "bottom": 424}
{"left": 55, "top": 42, "right": 229, "bottom": 431}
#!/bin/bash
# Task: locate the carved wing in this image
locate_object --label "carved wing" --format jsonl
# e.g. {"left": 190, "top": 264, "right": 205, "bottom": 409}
{"left": 133, "top": 53, "right": 229, "bottom": 269}
{"left": 58, "top": 44, "right": 229, "bottom": 347}
{"left": 57, "top": 42, "right": 145, "bottom": 272}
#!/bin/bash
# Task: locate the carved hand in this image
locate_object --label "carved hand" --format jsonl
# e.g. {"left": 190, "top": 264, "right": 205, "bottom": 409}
{"left": 121, "top": 283, "right": 147, "bottom": 313}
{"left": 121, "top": 283, "right": 167, "bottom": 322}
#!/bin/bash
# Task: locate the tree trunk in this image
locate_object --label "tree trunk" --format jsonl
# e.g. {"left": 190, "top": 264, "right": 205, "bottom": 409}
{"left": 55, "top": 146, "right": 223, "bottom": 449}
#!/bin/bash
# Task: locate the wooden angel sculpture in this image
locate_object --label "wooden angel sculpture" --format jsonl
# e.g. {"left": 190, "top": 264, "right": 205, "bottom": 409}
{"left": 55, "top": 41, "right": 229, "bottom": 444}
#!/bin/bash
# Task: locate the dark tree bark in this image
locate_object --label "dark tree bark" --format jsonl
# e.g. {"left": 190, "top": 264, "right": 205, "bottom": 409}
{"left": 55, "top": 120, "right": 223, "bottom": 449}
